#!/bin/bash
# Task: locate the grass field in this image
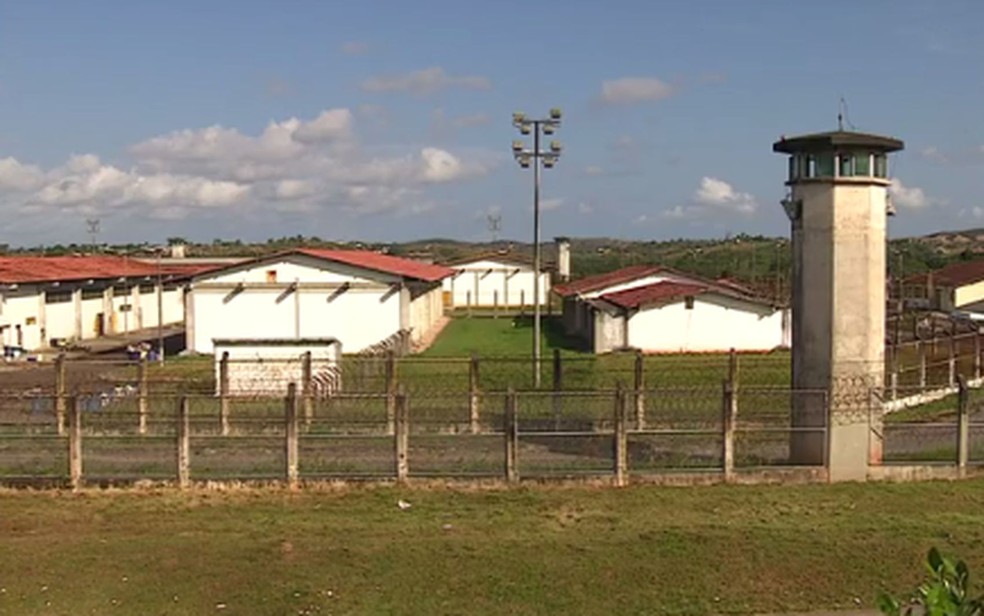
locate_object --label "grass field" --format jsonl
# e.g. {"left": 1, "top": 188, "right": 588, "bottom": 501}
{"left": 2, "top": 480, "right": 984, "bottom": 615}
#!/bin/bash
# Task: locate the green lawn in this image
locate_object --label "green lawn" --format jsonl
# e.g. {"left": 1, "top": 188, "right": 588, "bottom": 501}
{"left": 422, "top": 315, "right": 583, "bottom": 357}
{"left": 2, "top": 480, "right": 984, "bottom": 615}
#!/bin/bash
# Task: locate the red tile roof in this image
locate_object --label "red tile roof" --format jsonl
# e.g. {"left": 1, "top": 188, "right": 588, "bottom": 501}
{"left": 0, "top": 256, "right": 170, "bottom": 284}
{"left": 296, "top": 249, "right": 453, "bottom": 282}
{"left": 906, "top": 260, "right": 984, "bottom": 288}
{"left": 600, "top": 281, "right": 708, "bottom": 310}
{"left": 553, "top": 264, "right": 664, "bottom": 297}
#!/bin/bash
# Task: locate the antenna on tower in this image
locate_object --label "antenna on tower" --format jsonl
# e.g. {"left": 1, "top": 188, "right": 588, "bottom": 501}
{"left": 85, "top": 218, "right": 100, "bottom": 253}
{"left": 838, "top": 97, "right": 857, "bottom": 131}
{"left": 487, "top": 213, "right": 502, "bottom": 243}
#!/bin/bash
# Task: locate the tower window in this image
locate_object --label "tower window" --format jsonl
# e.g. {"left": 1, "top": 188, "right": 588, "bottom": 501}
{"left": 874, "top": 154, "right": 888, "bottom": 178}
{"left": 854, "top": 153, "right": 871, "bottom": 176}
{"left": 815, "top": 153, "right": 835, "bottom": 177}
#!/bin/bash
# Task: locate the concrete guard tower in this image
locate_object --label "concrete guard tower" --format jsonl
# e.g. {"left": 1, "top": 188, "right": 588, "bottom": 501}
{"left": 773, "top": 129, "right": 904, "bottom": 482}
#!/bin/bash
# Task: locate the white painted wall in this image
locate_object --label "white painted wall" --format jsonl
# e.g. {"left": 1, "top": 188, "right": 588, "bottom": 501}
{"left": 443, "top": 259, "right": 550, "bottom": 307}
{"left": 624, "top": 294, "right": 787, "bottom": 353}
{"left": 213, "top": 339, "right": 342, "bottom": 396}
{"left": 408, "top": 285, "right": 443, "bottom": 343}
{"left": 1, "top": 288, "right": 44, "bottom": 349}
{"left": 192, "top": 285, "right": 401, "bottom": 354}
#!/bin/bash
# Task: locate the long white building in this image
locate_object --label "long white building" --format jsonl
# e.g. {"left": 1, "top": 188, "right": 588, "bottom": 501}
{"left": 187, "top": 249, "right": 452, "bottom": 354}
{"left": 0, "top": 255, "right": 195, "bottom": 351}
{"left": 555, "top": 265, "right": 789, "bottom": 353}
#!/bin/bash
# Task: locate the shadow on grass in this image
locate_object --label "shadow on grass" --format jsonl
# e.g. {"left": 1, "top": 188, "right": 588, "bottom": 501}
{"left": 510, "top": 315, "right": 587, "bottom": 354}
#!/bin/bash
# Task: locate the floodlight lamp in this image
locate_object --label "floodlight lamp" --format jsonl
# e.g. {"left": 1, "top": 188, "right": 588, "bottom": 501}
{"left": 549, "top": 108, "right": 562, "bottom": 120}
{"left": 542, "top": 124, "right": 555, "bottom": 135}
{"left": 512, "top": 140, "right": 524, "bottom": 153}
{"left": 520, "top": 124, "right": 531, "bottom": 135}
{"left": 543, "top": 156, "right": 556, "bottom": 169}
{"left": 512, "top": 111, "right": 526, "bottom": 124}
{"left": 519, "top": 155, "right": 531, "bottom": 169}
{"left": 550, "top": 140, "right": 562, "bottom": 153}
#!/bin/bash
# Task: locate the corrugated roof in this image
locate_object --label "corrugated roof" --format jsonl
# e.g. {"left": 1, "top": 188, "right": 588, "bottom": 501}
{"left": 295, "top": 248, "right": 453, "bottom": 282}
{"left": 600, "top": 281, "right": 708, "bottom": 310}
{"left": 0, "top": 256, "right": 171, "bottom": 284}
{"left": 552, "top": 264, "right": 664, "bottom": 297}
{"left": 906, "top": 260, "right": 984, "bottom": 288}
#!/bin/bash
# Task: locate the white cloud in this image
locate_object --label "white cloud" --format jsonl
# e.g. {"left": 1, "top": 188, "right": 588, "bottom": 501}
{"left": 694, "top": 177, "right": 757, "bottom": 214}
{"left": 577, "top": 202, "right": 595, "bottom": 215}
{"left": 600, "top": 77, "right": 676, "bottom": 105}
{"left": 0, "top": 107, "right": 492, "bottom": 228}
{"left": 340, "top": 41, "right": 369, "bottom": 55}
{"left": 919, "top": 146, "right": 948, "bottom": 163}
{"left": 0, "top": 157, "right": 44, "bottom": 191}
{"left": 361, "top": 67, "right": 492, "bottom": 96}
{"left": 889, "top": 178, "right": 936, "bottom": 210}
{"left": 540, "top": 198, "right": 563, "bottom": 212}
{"left": 662, "top": 177, "right": 758, "bottom": 219}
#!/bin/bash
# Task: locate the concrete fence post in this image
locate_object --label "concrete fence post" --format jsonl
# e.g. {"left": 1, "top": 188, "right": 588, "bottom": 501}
{"left": 957, "top": 375, "right": 970, "bottom": 478}
{"left": 520, "top": 289, "right": 526, "bottom": 315}
{"left": 177, "top": 396, "right": 190, "bottom": 488}
{"left": 504, "top": 388, "right": 519, "bottom": 483}
{"left": 138, "top": 356, "right": 149, "bottom": 435}
{"left": 395, "top": 386, "right": 409, "bottom": 483}
{"left": 633, "top": 351, "right": 645, "bottom": 430}
{"left": 493, "top": 289, "right": 499, "bottom": 319}
{"left": 890, "top": 344, "right": 899, "bottom": 401}
{"left": 469, "top": 354, "right": 480, "bottom": 434}
{"left": 385, "top": 350, "right": 397, "bottom": 435}
{"left": 284, "top": 383, "right": 299, "bottom": 488}
{"left": 301, "top": 351, "right": 313, "bottom": 427}
{"left": 551, "top": 349, "right": 563, "bottom": 429}
{"left": 466, "top": 290, "right": 472, "bottom": 317}
{"left": 948, "top": 333, "right": 957, "bottom": 388}
{"left": 975, "top": 334, "right": 982, "bottom": 381}
{"left": 722, "top": 380, "right": 737, "bottom": 482}
{"left": 918, "top": 342, "right": 927, "bottom": 392}
{"left": 54, "top": 352, "right": 67, "bottom": 437}
{"left": 219, "top": 351, "right": 230, "bottom": 436}
{"left": 68, "top": 396, "right": 82, "bottom": 490}
{"left": 613, "top": 383, "right": 628, "bottom": 487}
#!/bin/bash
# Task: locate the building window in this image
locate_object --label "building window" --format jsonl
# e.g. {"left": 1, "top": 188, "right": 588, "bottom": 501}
{"left": 139, "top": 283, "right": 155, "bottom": 294}
{"left": 854, "top": 153, "right": 871, "bottom": 176}
{"left": 266, "top": 270, "right": 277, "bottom": 283}
{"left": 838, "top": 153, "right": 852, "bottom": 177}
{"left": 81, "top": 288, "right": 103, "bottom": 300}
{"left": 25, "top": 317, "right": 36, "bottom": 325}
{"left": 45, "top": 291, "right": 71, "bottom": 304}
{"left": 684, "top": 296, "right": 695, "bottom": 310}
{"left": 874, "top": 154, "right": 888, "bottom": 178}
{"left": 813, "top": 153, "right": 834, "bottom": 177}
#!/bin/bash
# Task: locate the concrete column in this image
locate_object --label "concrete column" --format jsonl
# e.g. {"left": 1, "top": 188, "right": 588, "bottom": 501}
{"left": 132, "top": 285, "right": 142, "bottom": 330}
{"left": 72, "top": 288, "right": 82, "bottom": 340}
{"left": 102, "top": 287, "right": 114, "bottom": 335}
{"left": 54, "top": 353, "right": 67, "bottom": 436}
{"left": 469, "top": 354, "right": 480, "bottom": 434}
{"left": 473, "top": 271, "right": 480, "bottom": 307}
{"left": 394, "top": 388, "right": 409, "bottom": 482}
{"left": 555, "top": 237, "right": 571, "bottom": 282}
{"left": 385, "top": 351, "right": 397, "bottom": 435}
{"left": 613, "top": 385, "right": 628, "bottom": 487}
{"left": 957, "top": 376, "right": 969, "bottom": 478}
{"left": 137, "top": 357, "right": 148, "bottom": 435}
{"left": 177, "top": 397, "right": 190, "bottom": 488}
{"left": 185, "top": 288, "right": 196, "bottom": 352}
{"left": 634, "top": 352, "right": 646, "bottom": 429}
{"left": 285, "top": 383, "right": 299, "bottom": 488}
{"left": 219, "top": 352, "right": 230, "bottom": 436}
{"left": 722, "top": 380, "right": 737, "bottom": 482}
{"left": 398, "top": 285, "right": 411, "bottom": 333}
{"left": 301, "top": 351, "right": 313, "bottom": 426}
{"left": 68, "top": 396, "right": 82, "bottom": 490}
{"left": 504, "top": 388, "right": 519, "bottom": 483}
{"left": 37, "top": 289, "right": 47, "bottom": 348}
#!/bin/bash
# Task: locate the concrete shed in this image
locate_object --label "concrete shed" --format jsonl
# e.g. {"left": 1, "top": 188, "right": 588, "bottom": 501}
{"left": 187, "top": 249, "right": 452, "bottom": 355}
{"left": 441, "top": 253, "right": 550, "bottom": 310}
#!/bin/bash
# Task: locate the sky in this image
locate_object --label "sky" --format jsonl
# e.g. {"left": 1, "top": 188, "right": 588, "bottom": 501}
{"left": 0, "top": 0, "right": 982, "bottom": 247}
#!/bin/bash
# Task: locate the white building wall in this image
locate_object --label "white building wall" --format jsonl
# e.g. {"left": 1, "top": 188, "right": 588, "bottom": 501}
{"left": 408, "top": 285, "right": 442, "bottom": 342}
{"left": 625, "top": 296, "right": 786, "bottom": 353}
{"left": 2, "top": 289, "right": 44, "bottom": 349}
{"left": 443, "top": 260, "right": 550, "bottom": 307}
{"left": 162, "top": 287, "right": 185, "bottom": 324}
{"left": 213, "top": 339, "right": 342, "bottom": 396}
{"left": 192, "top": 285, "right": 401, "bottom": 354}
{"left": 80, "top": 295, "right": 104, "bottom": 338}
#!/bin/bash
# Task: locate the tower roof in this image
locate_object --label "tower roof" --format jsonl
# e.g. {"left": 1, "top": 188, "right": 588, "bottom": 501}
{"left": 773, "top": 130, "right": 904, "bottom": 154}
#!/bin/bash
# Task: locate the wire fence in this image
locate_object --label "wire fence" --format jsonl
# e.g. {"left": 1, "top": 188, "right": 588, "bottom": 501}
{"left": 0, "top": 384, "right": 828, "bottom": 486}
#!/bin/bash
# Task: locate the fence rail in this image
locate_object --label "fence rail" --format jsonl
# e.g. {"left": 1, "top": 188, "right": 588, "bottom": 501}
{"left": 0, "top": 382, "right": 827, "bottom": 487}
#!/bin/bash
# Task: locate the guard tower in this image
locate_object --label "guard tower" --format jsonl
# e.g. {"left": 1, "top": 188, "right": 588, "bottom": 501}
{"left": 773, "top": 129, "right": 904, "bottom": 482}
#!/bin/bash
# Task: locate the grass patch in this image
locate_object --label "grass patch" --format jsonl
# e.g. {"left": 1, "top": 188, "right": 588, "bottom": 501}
{"left": 2, "top": 481, "right": 984, "bottom": 614}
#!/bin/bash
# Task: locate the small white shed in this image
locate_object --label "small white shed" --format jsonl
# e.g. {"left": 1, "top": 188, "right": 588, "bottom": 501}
{"left": 214, "top": 337, "right": 343, "bottom": 397}
{"left": 442, "top": 253, "right": 550, "bottom": 309}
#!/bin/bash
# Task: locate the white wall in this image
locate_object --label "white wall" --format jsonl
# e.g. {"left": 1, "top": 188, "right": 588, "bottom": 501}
{"left": 2, "top": 288, "right": 44, "bottom": 349}
{"left": 408, "top": 284, "right": 443, "bottom": 343}
{"left": 443, "top": 259, "right": 550, "bottom": 307}
{"left": 213, "top": 339, "right": 342, "bottom": 396}
{"left": 624, "top": 295, "right": 786, "bottom": 353}
{"left": 192, "top": 285, "right": 401, "bottom": 354}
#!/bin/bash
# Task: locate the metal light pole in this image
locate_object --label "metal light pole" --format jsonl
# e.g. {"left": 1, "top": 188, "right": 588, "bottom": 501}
{"left": 512, "top": 109, "right": 562, "bottom": 388}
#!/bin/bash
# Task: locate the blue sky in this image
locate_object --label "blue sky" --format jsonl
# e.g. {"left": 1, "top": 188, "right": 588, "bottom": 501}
{"left": 0, "top": 0, "right": 981, "bottom": 246}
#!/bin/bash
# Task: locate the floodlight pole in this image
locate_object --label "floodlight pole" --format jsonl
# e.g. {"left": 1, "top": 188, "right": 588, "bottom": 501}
{"left": 156, "top": 248, "right": 164, "bottom": 365}
{"left": 512, "top": 110, "right": 562, "bottom": 389}
{"left": 532, "top": 123, "right": 542, "bottom": 389}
